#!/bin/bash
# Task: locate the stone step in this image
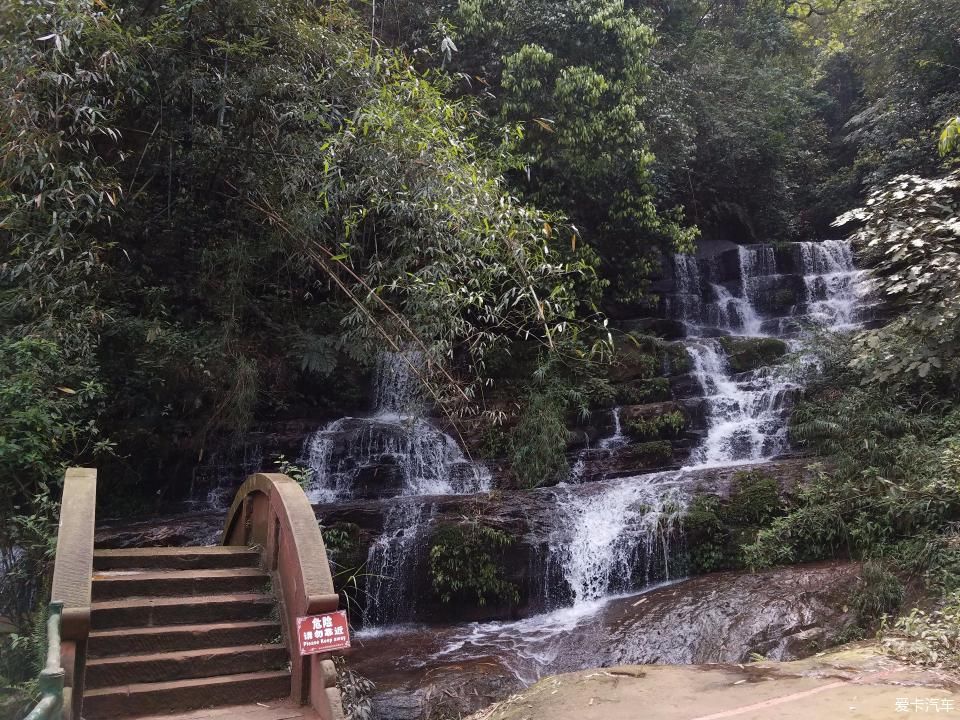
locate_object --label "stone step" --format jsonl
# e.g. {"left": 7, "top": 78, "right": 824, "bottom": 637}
{"left": 92, "top": 568, "right": 269, "bottom": 601}
{"left": 94, "top": 547, "right": 261, "bottom": 572}
{"left": 91, "top": 593, "right": 275, "bottom": 630}
{"left": 85, "top": 644, "right": 288, "bottom": 689}
{"left": 81, "top": 670, "right": 291, "bottom": 720}
{"left": 88, "top": 620, "right": 282, "bottom": 658}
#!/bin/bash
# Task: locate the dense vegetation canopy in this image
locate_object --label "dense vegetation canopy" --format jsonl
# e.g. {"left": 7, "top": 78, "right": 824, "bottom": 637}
{"left": 3, "top": 0, "right": 960, "bottom": 697}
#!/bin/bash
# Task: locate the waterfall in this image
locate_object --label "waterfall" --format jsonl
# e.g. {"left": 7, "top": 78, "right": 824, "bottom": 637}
{"left": 362, "top": 503, "right": 431, "bottom": 627}
{"left": 669, "top": 239, "right": 868, "bottom": 468}
{"left": 545, "top": 239, "right": 867, "bottom": 608}
{"left": 599, "top": 407, "right": 627, "bottom": 451}
{"left": 301, "top": 352, "right": 490, "bottom": 501}
{"left": 190, "top": 441, "right": 263, "bottom": 511}
{"left": 736, "top": 246, "right": 773, "bottom": 335}
{"left": 374, "top": 351, "right": 425, "bottom": 417}
{"left": 671, "top": 254, "right": 703, "bottom": 326}
{"left": 568, "top": 408, "right": 628, "bottom": 483}
{"left": 686, "top": 341, "right": 793, "bottom": 466}
{"left": 797, "top": 240, "right": 865, "bottom": 328}
{"left": 671, "top": 240, "right": 869, "bottom": 337}
{"left": 548, "top": 476, "right": 687, "bottom": 606}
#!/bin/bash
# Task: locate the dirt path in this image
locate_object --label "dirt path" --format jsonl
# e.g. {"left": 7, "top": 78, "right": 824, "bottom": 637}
{"left": 471, "top": 645, "right": 960, "bottom": 720}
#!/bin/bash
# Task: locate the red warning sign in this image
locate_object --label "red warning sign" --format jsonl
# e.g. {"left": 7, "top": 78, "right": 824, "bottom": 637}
{"left": 296, "top": 610, "right": 351, "bottom": 655}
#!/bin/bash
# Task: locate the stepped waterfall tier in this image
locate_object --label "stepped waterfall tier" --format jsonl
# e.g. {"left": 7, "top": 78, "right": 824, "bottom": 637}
{"left": 333, "top": 239, "right": 872, "bottom": 718}
{"left": 160, "top": 239, "right": 871, "bottom": 715}
{"left": 300, "top": 352, "right": 491, "bottom": 502}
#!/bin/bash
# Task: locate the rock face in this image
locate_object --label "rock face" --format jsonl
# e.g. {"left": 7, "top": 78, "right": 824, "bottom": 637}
{"left": 598, "top": 562, "right": 859, "bottom": 665}
{"left": 347, "top": 562, "right": 861, "bottom": 720}
{"left": 95, "top": 511, "right": 223, "bottom": 548}
{"left": 94, "top": 458, "right": 815, "bottom": 626}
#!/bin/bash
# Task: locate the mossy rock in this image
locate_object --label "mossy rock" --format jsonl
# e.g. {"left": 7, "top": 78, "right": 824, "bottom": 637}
{"left": 771, "top": 287, "right": 799, "bottom": 313}
{"left": 625, "top": 440, "right": 674, "bottom": 468}
{"left": 682, "top": 471, "right": 787, "bottom": 574}
{"left": 662, "top": 343, "right": 691, "bottom": 375}
{"left": 626, "top": 408, "right": 688, "bottom": 442}
{"left": 719, "top": 336, "right": 788, "bottom": 372}
{"left": 610, "top": 341, "right": 660, "bottom": 382}
{"left": 616, "top": 377, "right": 672, "bottom": 404}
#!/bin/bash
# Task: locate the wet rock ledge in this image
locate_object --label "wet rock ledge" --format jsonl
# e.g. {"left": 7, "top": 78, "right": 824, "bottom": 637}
{"left": 347, "top": 561, "right": 862, "bottom": 720}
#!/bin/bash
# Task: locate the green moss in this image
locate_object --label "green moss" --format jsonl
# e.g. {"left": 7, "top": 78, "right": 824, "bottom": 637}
{"left": 683, "top": 471, "right": 787, "bottom": 573}
{"left": 631, "top": 440, "right": 674, "bottom": 467}
{"left": 611, "top": 349, "right": 659, "bottom": 381}
{"left": 627, "top": 410, "right": 687, "bottom": 441}
{"left": 429, "top": 522, "right": 519, "bottom": 607}
{"left": 719, "top": 336, "right": 788, "bottom": 373}
{"left": 616, "top": 377, "right": 672, "bottom": 404}
{"left": 662, "top": 343, "right": 691, "bottom": 375}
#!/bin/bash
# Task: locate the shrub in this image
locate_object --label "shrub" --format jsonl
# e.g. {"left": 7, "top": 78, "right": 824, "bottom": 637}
{"left": 429, "top": 522, "right": 519, "bottom": 607}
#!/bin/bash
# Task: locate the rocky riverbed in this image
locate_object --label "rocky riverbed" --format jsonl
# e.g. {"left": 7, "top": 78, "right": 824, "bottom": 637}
{"left": 346, "top": 562, "right": 861, "bottom": 720}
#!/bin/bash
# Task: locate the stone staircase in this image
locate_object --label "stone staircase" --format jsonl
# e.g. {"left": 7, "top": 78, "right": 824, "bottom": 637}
{"left": 83, "top": 546, "right": 291, "bottom": 719}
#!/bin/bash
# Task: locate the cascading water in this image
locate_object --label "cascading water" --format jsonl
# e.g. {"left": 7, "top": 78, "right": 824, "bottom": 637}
{"left": 568, "top": 407, "right": 628, "bottom": 483}
{"left": 599, "top": 407, "right": 628, "bottom": 451}
{"left": 686, "top": 341, "right": 794, "bottom": 466}
{"left": 363, "top": 503, "right": 432, "bottom": 626}
{"left": 797, "top": 240, "right": 866, "bottom": 328}
{"left": 345, "top": 239, "right": 872, "bottom": 711}
{"left": 301, "top": 352, "right": 490, "bottom": 502}
{"left": 543, "top": 239, "right": 869, "bottom": 613}
{"left": 671, "top": 239, "right": 869, "bottom": 468}
{"left": 302, "top": 351, "right": 491, "bottom": 627}
{"left": 190, "top": 441, "right": 264, "bottom": 511}
{"left": 548, "top": 476, "right": 687, "bottom": 606}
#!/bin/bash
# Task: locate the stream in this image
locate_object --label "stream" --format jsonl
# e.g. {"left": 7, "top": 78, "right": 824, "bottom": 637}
{"left": 165, "top": 239, "right": 872, "bottom": 718}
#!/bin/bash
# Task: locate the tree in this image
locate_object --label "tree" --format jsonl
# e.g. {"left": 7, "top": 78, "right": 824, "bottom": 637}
{"left": 446, "top": 0, "right": 698, "bottom": 310}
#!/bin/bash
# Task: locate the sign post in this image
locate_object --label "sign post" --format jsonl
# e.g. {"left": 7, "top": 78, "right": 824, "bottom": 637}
{"left": 296, "top": 610, "right": 351, "bottom": 656}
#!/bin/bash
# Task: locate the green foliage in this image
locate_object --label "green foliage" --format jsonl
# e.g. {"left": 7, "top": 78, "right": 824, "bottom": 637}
{"left": 851, "top": 561, "right": 904, "bottom": 624}
{"left": 725, "top": 471, "right": 784, "bottom": 526}
{"left": 746, "top": 333, "right": 960, "bottom": 574}
{"left": 686, "top": 472, "right": 786, "bottom": 573}
{"left": 616, "top": 378, "right": 672, "bottom": 405}
{"left": 1, "top": 0, "right": 608, "bottom": 503}
{"left": 684, "top": 495, "right": 729, "bottom": 573}
{"left": 429, "top": 521, "right": 519, "bottom": 607}
{"left": 456, "top": 0, "right": 697, "bottom": 303}
{"left": 0, "top": 338, "right": 110, "bottom": 632}
{"left": 629, "top": 440, "right": 674, "bottom": 469}
{"left": 645, "top": 1, "right": 832, "bottom": 239}
{"left": 627, "top": 411, "right": 686, "bottom": 442}
{"left": 509, "top": 383, "right": 570, "bottom": 489}
{"left": 940, "top": 117, "right": 960, "bottom": 157}
{"left": 276, "top": 456, "right": 314, "bottom": 491}
{"left": 836, "top": 172, "right": 960, "bottom": 385}
{"left": 881, "top": 592, "right": 960, "bottom": 668}
{"left": 322, "top": 523, "right": 360, "bottom": 559}
{"left": 334, "top": 655, "right": 375, "bottom": 720}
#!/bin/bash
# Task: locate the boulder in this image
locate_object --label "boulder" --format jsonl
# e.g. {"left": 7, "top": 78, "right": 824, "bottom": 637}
{"left": 719, "top": 336, "right": 789, "bottom": 373}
